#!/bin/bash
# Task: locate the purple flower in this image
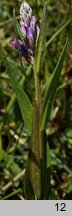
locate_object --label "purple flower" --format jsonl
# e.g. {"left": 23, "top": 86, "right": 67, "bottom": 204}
{"left": 20, "top": 25, "right": 26, "bottom": 37}
{"left": 11, "top": 39, "right": 31, "bottom": 61}
{"left": 27, "top": 27, "right": 34, "bottom": 49}
{"left": 11, "top": 1, "right": 40, "bottom": 64}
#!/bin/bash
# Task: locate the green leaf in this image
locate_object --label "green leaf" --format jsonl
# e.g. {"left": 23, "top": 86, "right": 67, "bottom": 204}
{"left": 46, "top": 17, "right": 72, "bottom": 47}
{"left": 49, "top": 187, "right": 59, "bottom": 200}
{"left": 2, "top": 150, "right": 21, "bottom": 175}
{"left": 41, "top": 131, "right": 51, "bottom": 199}
{"left": 1, "top": 49, "right": 33, "bottom": 133}
{"left": 10, "top": 162, "right": 21, "bottom": 175}
{"left": 6, "top": 76, "right": 25, "bottom": 112}
{"left": 41, "top": 39, "right": 68, "bottom": 130}
{"left": 35, "top": 2, "right": 47, "bottom": 75}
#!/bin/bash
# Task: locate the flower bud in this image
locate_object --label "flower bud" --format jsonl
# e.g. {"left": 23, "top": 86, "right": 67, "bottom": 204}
{"left": 20, "top": 1, "right": 32, "bottom": 27}
{"left": 27, "top": 27, "right": 34, "bottom": 49}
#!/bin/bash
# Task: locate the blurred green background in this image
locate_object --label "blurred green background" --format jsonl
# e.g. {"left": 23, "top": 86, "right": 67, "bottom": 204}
{"left": 0, "top": 0, "right": 72, "bottom": 200}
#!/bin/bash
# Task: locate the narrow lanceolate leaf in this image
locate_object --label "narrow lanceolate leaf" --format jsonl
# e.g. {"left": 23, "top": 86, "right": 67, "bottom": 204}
{"left": 35, "top": 2, "right": 47, "bottom": 75}
{"left": 41, "top": 39, "right": 68, "bottom": 130}
{"left": 1, "top": 49, "right": 33, "bottom": 133}
{"left": 29, "top": 101, "right": 41, "bottom": 199}
{"left": 6, "top": 65, "right": 32, "bottom": 112}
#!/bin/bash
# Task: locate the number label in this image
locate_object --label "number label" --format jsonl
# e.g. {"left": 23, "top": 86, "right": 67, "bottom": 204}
{"left": 55, "top": 203, "right": 66, "bottom": 211}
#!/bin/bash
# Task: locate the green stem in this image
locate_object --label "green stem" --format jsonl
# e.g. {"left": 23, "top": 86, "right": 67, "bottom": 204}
{"left": 34, "top": 62, "right": 40, "bottom": 108}
{"left": 2, "top": 188, "right": 22, "bottom": 200}
{"left": 33, "top": 61, "right": 42, "bottom": 159}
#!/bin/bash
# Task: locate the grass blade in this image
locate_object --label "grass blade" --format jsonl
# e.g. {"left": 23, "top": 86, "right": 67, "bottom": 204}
{"left": 46, "top": 17, "right": 72, "bottom": 47}
{"left": 41, "top": 39, "right": 68, "bottom": 130}
{"left": 2, "top": 188, "right": 22, "bottom": 200}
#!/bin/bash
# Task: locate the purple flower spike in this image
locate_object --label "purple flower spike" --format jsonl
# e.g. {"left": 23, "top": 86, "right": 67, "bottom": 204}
{"left": 11, "top": 1, "right": 40, "bottom": 64}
